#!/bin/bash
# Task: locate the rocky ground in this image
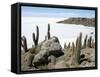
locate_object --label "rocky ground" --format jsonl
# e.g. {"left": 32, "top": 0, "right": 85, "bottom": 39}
{"left": 21, "top": 24, "right": 95, "bottom": 71}
{"left": 21, "top": 35, "right": 95, "bottom": 71}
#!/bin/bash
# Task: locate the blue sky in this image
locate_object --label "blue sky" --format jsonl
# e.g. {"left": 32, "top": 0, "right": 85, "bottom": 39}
{"left": 21, "top": 6, "right": 95, "bottom": 18}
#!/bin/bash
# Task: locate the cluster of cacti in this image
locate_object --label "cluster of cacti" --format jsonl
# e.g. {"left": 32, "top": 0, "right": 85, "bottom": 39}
{"left": 32, "top": 26, "right": 39, "bottom": 46}
{"left": 87, "top": 36, "right": 92, "bottom": 48}
{"left": 83, "top": 35, "right": 95, "bottom": 48}
{"left": 64, "top": 33, "right": 95, "bottom": 51}
{"left": 22, "top": 24, "right": 51, "bottom": 52}
{"left": 64, "top": 33, "right": 82, "bottom": 65}
{"left": 21, "top": 36, "right": 28, "bottom": 52}
{"left": 64, "top": 32, "right": 95, "bottom": 66}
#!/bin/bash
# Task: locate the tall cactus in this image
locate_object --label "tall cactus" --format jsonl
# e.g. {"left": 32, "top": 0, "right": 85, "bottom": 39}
{"left": 74, "top": 32, "right": 82, "bottom": 65}
{"left": 47, "top": 24, "right": 51, "bottom": 39}
{"left": 32, "top": 26, "right": 39, "bottom": 46}
{"left": 45, "top": 35, "right": 47, "bottom": 41}
{"left": 67, "top": 42, "right": 70, "bottom": 49}
{"left": 21, "top": 36, "right": 28, "bottom": 52}
{"left": 76, "top": 37, "right": 78, "bottom": 47}
{"left": 83, "top": 35, "right": 88, "bottom": 48}
{"left": 87, "top": 36, "right": 92, "bottom": 48}
{"left": 72, "top": 42, "right": 75, "bottom": 54}
{"left": 64, "top": 43, "right": 67, "bottom": 49}
{"left": 91, "top": 39, "right": 95, "bottom": 48}
{"left": 79, "top": 32, "right": 82, "bottom": 49}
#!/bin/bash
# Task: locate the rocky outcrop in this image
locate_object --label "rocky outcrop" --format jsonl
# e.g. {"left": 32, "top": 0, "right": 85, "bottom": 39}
{"left": 57, "top": 17, "right": 95, "bottom": 27}
{"left": 32, "top": 36, "right": 64, "bottom": 66}
{"left": 21, "top": 51, "right": 35, "bottom": 71}
{"left": 79, "top": 48, "right": 95, "bottom": 67}
{"left": 21, "top": 24, "right": 95, "bottom": 70}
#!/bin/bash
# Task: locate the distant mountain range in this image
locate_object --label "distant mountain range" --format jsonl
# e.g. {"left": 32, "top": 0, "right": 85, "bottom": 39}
{"left": 57, "top": 17, "right": 95, "bottom": 27}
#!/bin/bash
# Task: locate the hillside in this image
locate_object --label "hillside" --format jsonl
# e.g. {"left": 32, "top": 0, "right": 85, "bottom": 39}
{"left": 57, "top": 17, "right": 95, "bottom": 27}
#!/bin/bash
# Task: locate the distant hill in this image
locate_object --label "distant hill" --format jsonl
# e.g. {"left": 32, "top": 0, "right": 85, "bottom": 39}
{"left": 57, "top": 17, "right": 95, "bottom": 27}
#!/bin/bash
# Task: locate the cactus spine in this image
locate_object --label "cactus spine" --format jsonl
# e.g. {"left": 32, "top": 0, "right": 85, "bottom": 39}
{"left": 32, "top": 26, "right": 39, "bottom": 46}
{"left": 21, "top": 36, "right": 28, "bottom": 52}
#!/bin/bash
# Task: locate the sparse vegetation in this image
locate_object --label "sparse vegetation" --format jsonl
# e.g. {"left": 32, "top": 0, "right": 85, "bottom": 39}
{"left": 21, "top": 24, "right": 95, "bottom": 71}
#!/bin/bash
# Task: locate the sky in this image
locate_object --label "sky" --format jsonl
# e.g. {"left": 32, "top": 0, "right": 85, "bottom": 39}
{"left": 21, "top": 6, "right": 95, "bottom": 18}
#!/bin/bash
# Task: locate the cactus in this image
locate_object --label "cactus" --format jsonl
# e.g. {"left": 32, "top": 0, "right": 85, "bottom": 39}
{"left": 91, "top": 39, "right": 95, "bottom": 48}
{"left": 64, "top": 43, "right": 67, "bottom": 49}
{"left": 32, "top": 26, "right": 39, "bottom": 46}
{"left": 87, "top": 36, "right": 92, "bottom": 48}
{"left": 67, "top": 42, "right": 70, "bottom": 49}
{"left": 72, "top": 42, "right": 75, "bottom": 54}
{"left": 76, "top": 37, "right": 78, "bottom": 47}
{"left": 47, "top": 24, "right": 51, "bottom": 39}
{"left": 75, "top": 33, "right": 82, "bottom": 48}
{"left": 74, "top": 32, "right": 82, "bottom": 65}
{"left": 45, "top": 35, "right": 47, "bottom": 41}
{"left": 83, "top": 35, "right": 88, "bottom": 48}
{"left": 79, "top": 32, "right": 82, "bottom": 48}
{"left": 21, "top": 36, "right": 28, "bottom": 52}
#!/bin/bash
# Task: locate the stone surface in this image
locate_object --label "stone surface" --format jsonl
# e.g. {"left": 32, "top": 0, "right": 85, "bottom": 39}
{"left": 79, "top": 48, "right": 95, "bottom": 67}
{"left": 32, "top": 36, "right": 64, "bottom": 66}
{"left": 55, "top": 61, "right": 66, "bottom": 69}
{"left": 21, "top": 51, "right": 35, "bottom": 71}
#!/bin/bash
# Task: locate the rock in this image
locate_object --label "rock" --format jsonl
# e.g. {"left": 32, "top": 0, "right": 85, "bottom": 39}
{"left": 35, "top": 40, "right": 45, "bottom": 53}
{"left": 32, "top": 49, "right": 49, "bottom": 66}
{"left": 55, "top": 61, "right": 66, "bottom": 69}
{"left": 21, "top": 51, "right": 35, "bottom": 71}
{"left": 48, "top": 55, "right": 56, "bottom": 69}
{"left": 29, "top": 40, "right": 46, "bottom": 54}
{"left": 79, "top": 61, "right": 95, "bottom": 67}
{"left": 79, "top": 48, "right": 95, "bottom": 67}
{"left": 48, "top": 63, "right": 55, "bottom": 69}
{"left": 32, "top": 36, "right": 64, "bottom": 66}
{"left": 41, "top": 36, "right": 63, "bottom": 57}
{"left": 48, "top": 55, "right": 56, "bottom": 63}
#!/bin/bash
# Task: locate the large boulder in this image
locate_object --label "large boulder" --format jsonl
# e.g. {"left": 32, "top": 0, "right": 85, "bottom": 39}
{"left": 21, "top": 51, "right": 35, "bottom": 71}
{"left": 79, "top": 48, "right": 95, "bottom": 67}
{"left": 32, "top": 36, "right": 64, "bottom": 66}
